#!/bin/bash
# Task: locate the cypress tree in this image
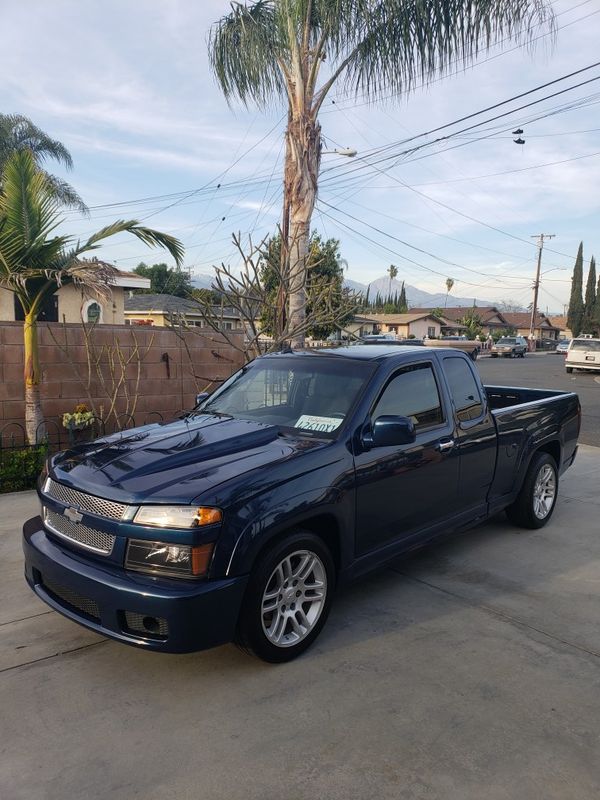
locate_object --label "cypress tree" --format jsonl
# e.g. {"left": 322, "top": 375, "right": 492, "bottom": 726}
{"left": 591, "top": 267, "right": 600, "bottom": 335}
{"left": 582, "top": 256, "right": 596, "bottom": 333}
{"left": 399, "top": 281, "right": 407, "bottom": 312}
{"left": 567, "top": 242, "right": 584, "bottom": 336}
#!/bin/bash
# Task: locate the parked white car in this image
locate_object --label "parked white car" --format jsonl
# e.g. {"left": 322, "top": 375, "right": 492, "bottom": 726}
{"left": 565, "top": 337, "right": 600, "bottom": 373}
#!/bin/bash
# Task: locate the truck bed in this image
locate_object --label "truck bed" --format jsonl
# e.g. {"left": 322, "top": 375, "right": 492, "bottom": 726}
{"left": 484, "top": 385, "right": 571, "bottom": 411}
{"left": 484, "top": 384, "right": 580, "bottom": 505}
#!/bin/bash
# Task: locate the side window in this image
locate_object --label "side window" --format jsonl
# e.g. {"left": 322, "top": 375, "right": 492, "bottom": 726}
{"left": 372, "top": 363, "right": 443, "bottom": 430}
{"left": 443, "top": 357, "right": 484, "bottom": 422}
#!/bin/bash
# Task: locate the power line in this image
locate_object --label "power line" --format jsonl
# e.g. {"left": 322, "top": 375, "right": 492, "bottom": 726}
{"left": 320, "top": 67, "right": 600, "bottom": 188}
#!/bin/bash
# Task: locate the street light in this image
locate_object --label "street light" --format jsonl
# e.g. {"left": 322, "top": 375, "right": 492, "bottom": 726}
{"left": 321, "top": 147, "right": 358, "bottom": 157}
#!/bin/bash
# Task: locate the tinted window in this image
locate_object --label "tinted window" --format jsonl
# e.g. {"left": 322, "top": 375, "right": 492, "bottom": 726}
{"left": 571, "top": 339, "right": 600, "bottom": 351}
{"left": 373, "top": 363, "right": 443, "bottom": 430}
{"left": 199, "top": 357, "right": 374, "bottom": 437}
{"left": 443, "top": 357, "right": 484, "bottom": 422}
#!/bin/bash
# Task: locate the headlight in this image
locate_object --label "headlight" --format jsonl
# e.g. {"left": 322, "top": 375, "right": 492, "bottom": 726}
{"left": 133, "top": 505, "right": 222, "bottom": 528}
{"left": 126, "top": 539, "right": 214, "bottom": 578}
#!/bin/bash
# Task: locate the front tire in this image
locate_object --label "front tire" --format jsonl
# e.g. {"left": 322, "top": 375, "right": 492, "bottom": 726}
{"left": 235, "top": 531, "right": 335, "bottom": 662}
{"left": 506, "top": 452, "right": 558, "bottom": 529}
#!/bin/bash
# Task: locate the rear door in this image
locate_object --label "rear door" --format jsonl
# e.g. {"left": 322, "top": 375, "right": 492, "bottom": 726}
{"left": 353, "top": 359, "right": 460, "bottom": 556}
{"left": 440, "top": 355, "right": 497, "bottom": 515}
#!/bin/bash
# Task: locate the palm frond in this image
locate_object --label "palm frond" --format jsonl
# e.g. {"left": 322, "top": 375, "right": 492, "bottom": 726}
{"left": 0, "top": 113, "right": 73, "bottom": 171}
{"left": 43, "top": 173, "right": 89, "bottom": 215}
{"left": 208, "top": 0, "right": 286, "bottom": 106}
{"left": 77, "top": 221, "right": 185, "bottom": 267}
{"left": 337, "top": 0, "right": 554, "bottom": 101}
{"left": 0, "top": 150, "right": 67, "bottom": 273}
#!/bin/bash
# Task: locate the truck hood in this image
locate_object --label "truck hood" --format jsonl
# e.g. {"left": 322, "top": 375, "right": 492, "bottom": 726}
{"left": 50, "top": 414, "right": 327, "bottom": 504}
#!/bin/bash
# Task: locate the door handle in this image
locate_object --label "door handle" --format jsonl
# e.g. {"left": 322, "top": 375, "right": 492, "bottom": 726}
{"left": 436, "top": 439, "right": 455, "bottom": 453}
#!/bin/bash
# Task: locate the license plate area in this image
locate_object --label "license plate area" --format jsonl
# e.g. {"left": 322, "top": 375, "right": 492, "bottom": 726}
{"left": 585, "top": 355, "right": 595, "bottom": 361}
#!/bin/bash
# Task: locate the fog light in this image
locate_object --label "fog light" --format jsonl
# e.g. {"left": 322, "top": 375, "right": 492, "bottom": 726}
{"left": 126, "top": 539, "right": 214, "bottom": 578}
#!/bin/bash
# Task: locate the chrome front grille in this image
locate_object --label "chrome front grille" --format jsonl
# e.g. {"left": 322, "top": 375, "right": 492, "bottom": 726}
{"left": 45, "top": 478, "right": 127, "bottom": 520}
{"left": 44, "top": 509, "right": 116, "bottom": 555}
{"left": 43, "top": 578, "right": 100, "bottom": 622}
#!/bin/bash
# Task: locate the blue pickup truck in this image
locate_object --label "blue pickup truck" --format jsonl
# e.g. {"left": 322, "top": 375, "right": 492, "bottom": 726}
{"left": 23, "top": 346, "right": 580, "bottom": 662}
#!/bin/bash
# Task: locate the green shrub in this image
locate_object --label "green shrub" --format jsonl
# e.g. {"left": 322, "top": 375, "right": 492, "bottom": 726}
{"left": 0, "top": 445, "right": 48, "bottom": 493}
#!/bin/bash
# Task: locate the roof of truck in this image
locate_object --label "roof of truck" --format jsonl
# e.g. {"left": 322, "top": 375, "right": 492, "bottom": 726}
{"left": 262, "top": 345, "right": 449, "bottom": 361}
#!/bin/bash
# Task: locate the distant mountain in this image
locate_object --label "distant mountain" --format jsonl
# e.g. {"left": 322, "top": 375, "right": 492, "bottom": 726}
{"left": 344, "top": 275, "right": 497, "bottom": 308}
{"left": 193, "top": 270, "right": 503, "bottom": 309}
{"left": 191, "top": 273, "right": 216, "bottom": 290}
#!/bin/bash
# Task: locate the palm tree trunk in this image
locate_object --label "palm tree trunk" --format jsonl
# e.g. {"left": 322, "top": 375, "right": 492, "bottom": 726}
{"left": 285, "top": 113, "right": 321, "bottom": 348}
{"left": 24, "top": 311, "right": 45, "bottom": 444}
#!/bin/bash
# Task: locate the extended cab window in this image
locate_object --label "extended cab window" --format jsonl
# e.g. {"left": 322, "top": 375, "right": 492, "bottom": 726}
{"left": 443, "top": 357, "right": 484, "bottom": 422}
{"left": 372, "top": 363, "right": 443, "bottom": 430}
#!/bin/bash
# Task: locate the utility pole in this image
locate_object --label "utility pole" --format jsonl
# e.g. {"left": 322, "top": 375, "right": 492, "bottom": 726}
{"left": 529, "top": 234, "right": 555, "bottom": 347}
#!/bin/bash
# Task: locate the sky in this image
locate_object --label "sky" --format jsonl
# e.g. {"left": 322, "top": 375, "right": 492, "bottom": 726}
{"left": 1, "top": 0, "right": 600, "bottom": 313}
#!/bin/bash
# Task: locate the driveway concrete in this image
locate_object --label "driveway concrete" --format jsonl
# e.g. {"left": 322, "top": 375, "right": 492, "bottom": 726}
{"left": 1, "top": 448, "right": 600, "bottom": 800}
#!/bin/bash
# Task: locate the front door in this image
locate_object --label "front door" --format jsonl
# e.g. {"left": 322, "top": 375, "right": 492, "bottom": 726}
{"left": 354, "top": 361, "right": 459, "bottom": 557}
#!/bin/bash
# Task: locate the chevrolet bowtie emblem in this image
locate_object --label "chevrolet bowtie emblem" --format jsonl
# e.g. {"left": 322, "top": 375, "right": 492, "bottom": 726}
{"left": 64, "top": 507, "right": 83, "bottom": 524}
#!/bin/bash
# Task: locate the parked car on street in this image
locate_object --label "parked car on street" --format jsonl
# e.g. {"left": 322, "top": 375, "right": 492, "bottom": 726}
{"left": 23, "top": 346, "right": 580, "bottom": 662}
{"left": 491, "top": 336, "right": 528, "bottom": 358}
{"left": 359, "top": 337, "right": 424, "bottom": 346}
{"left": 554, "top": 339, "right": 571, "bottom": 355}
{"left": 424, "top": 336, "right": 480, "bottom": 360}
{"left": 566, "top": 337, "right": 600, "bottom": 373}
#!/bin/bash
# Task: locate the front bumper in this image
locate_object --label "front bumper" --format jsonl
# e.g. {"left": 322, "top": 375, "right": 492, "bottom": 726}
{"left": 23, "top": 517, "right": 248, "bottom": 653}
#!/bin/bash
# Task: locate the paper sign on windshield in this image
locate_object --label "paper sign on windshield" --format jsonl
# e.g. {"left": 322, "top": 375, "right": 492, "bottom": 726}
{"left": 294, "top": 415, "right": 342, "bottom": 434}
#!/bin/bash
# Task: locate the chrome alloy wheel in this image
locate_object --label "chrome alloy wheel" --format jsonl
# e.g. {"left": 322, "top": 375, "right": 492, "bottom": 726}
{"left": 261, "top": 550, "right": 327, "bottom": 648}
{"left": 533, "top": 464, "right": 556, "bottom": 520}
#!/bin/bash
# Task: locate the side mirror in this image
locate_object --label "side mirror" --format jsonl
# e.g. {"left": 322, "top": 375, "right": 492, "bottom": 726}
{"left": 195, "top": 392, "right": 210, "bottom": 408}
{"left": 370, "top": 415, "right": 416, "bottom": 447}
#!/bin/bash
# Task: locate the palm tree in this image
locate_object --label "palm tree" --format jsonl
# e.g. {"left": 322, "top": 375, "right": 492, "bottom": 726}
{"left": 445, "top": 277, "right": 455, "bottom": 307}
{"left": 387, "top": 263, "right": 398, "bottom": 296}
{"left": 0, "top": 150, "right": 184, "bottom": 443}
{"left": 209, "top": 0, "right": 554, "bottom": 347}
{"left": 0, "top": 113, "right": 87, "bottom": 212}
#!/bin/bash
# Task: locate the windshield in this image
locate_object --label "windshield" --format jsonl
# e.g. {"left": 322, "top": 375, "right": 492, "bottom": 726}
{"left": 198, "top": 356, "right": 375, "bottom": 437}
{"left": 497, "top": 338, "right": 517, "bottom": 344}
{"left": 571, "top": 339, "right": 600, "bottom": 351}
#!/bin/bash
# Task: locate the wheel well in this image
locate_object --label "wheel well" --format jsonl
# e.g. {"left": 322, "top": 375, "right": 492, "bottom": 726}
{"left": 250, "top": 514, "right": 342, "bottom": 576}
{"left": 536, "top": 440, "right": 561, "bottom": 468}
{"left": 298, "top": 514, "right": 341, "bottom": 573}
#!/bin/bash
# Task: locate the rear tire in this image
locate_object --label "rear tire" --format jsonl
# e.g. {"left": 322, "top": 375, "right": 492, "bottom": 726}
{"left": 235, "top": 531, "right": 335, "bottom": 662}
{"left": 506, "top": 452, "right": 558, "bottom": 529}
{"left": 566, "top": 367, "right": 573, "bottom": 373}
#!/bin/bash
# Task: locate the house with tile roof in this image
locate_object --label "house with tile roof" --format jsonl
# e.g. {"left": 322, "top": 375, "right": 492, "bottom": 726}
{"left": 500, "top": 312, "right": 561, "bottom": 342}
{"left": 0, "top": 263, "right": 150, "bottom": 325}
{"left": 409, "top": 306, "right": 512, "bottom": 336}
{"left": 124, "top": 293, "right": 244, "bottom": 331}
{"left": 342, "top": 312, "right": 444, "bottom": 340}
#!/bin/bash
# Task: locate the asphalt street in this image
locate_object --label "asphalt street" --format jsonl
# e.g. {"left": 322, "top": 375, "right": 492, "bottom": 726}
{"left": 476, "top": 351, "right": 600, "bottom": 447}
{"left": 2, "top": 445, "right": 600, "bottom": 799}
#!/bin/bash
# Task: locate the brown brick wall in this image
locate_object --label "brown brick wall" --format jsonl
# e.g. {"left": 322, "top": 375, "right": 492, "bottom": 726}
{"left": 0, "top": 321, "right": 244, "bottom": 438}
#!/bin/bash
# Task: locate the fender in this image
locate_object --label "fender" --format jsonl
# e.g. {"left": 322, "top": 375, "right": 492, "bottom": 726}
{"left": 513, "top": 433, "right": 562, "bottom": 497}
{"left": 222, "top": 485, "right": 352, "bottom": 578}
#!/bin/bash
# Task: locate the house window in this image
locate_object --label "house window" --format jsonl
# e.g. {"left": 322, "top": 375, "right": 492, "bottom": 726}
{"left": 221, "top": 321, "right": 233, "bottom": 331}
{"left": 85, "top": 301, "right": 102, "bottom": 324}
{"left": 427, "top": 326, "right": 436, "bottom": 337}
